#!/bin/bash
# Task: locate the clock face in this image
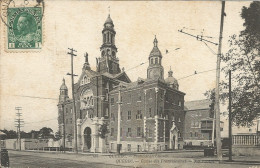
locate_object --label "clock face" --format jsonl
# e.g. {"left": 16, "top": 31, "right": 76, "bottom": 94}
{"left": 150, "top": 69, "right": 161, "bottom": 79}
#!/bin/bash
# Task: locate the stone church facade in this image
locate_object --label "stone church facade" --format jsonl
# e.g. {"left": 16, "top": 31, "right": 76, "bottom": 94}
{"left": 57, "top": 14, "right": 185, "bottom": 153}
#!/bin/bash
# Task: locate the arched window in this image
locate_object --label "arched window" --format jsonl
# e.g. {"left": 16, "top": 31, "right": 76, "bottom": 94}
{"left": 91, "top": 96, "right": 94, "bottom": 106}
{"left": 155, "top": 58, "right": 158, "bottom": 64}
{"left": 159, "top": 58, "right": 161, "bottom": 65}
{"left": 112, "top": 35, "right": 114, "bottom": 44}
{"left": 151, "top": 58, "right": 153, "bottom": 64}
{"left": 87, "top": 97, "right": 89, "bottom": 106}
{"left": 84, "top": 76, "right": 87, "bottom": 84}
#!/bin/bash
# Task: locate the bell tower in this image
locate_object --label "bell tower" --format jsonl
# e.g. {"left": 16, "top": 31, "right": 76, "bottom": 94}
{"left": 97, "top": 14, "right": 121, "bottom": 74}
{"left": 147, "top": 36, "right": 164, "bottom": 80}
{"left": 59, "top": 78, "right": 69, "bottom": 103}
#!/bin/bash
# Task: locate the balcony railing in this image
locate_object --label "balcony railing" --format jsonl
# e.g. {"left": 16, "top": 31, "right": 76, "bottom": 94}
{"left": 233, "top": 134, "right": 260, "bottom": 146}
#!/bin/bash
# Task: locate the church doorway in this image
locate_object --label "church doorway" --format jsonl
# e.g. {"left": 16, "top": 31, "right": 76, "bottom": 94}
{"left": 84, "top": 127, "right": 91, "bottom": 149}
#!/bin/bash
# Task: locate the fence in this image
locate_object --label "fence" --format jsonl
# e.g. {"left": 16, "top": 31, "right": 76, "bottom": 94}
{"left": 232, "top": 135, "right": 259, "bottom": 146}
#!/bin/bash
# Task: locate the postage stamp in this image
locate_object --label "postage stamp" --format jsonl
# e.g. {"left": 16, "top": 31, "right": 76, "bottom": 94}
{"left": 7, "top": 7, "right": 42, "bottom": 49}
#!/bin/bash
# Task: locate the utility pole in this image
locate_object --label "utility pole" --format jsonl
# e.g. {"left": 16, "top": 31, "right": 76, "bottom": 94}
{"left": 215, "top": 1, "right": 225, "bottom": 160}
{"left": 67, "top": 48, "right": 78, "bottom": 153}
{"left": 212, "top": 112, "right": 215, "bottom": 147}
{"left": 15, "top": 107, "right": 24, "bottom": 151}
{"left": 115, "top": 83, "right": 126, "bottom": 154}
{"left": 228, "top": 70, "right": 232, "bottom": 161}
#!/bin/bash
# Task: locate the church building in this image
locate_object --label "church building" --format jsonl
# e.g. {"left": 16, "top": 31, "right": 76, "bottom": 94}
{"left": 57, "top": 14, "right": 186, "bottom": 153}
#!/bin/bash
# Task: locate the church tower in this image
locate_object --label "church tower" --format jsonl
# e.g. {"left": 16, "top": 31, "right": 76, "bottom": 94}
{"left": 147, "top": 36, "right": 164, "bottom": 80}
{"left": 97, "top": 14, "right": 121, "bottom": 74}
{"left": 59, "top": 78, "right": 69, "bottom": 103}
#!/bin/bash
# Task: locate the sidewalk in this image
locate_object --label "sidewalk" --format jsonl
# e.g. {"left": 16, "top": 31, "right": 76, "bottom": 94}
{"left": 199, "top": 156, "right": 260, "bottom": 165}
{"left": 7, "top": 149, "right": 260, "bottom": 167}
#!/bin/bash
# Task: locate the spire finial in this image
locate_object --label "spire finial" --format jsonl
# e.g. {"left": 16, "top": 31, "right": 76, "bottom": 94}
{"left": 84, "top": 52, "right": 89, "bottom": 63}
{"left": 153, "top": 35, "right": 158, "bottom": 47}
{"left": 168, "top": 66, "right": 173, "bottom": 77}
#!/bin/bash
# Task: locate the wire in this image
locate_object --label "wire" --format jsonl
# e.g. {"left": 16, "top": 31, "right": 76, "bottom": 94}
{"left": 178, "top": 68, "right": 216, "bottom": 81}
{"left": 203, "top": 41, "right": 217, "bottom": 55}
{"left": 25, "top": 118, "right": 57, "bottom": 124}
{"left": 124, "top": 47, "right": 181, "bottom": 73}
{"left": 12, "top": 95, "right": 58, "bottom": 100}
{"left": 125, "top": 61, "right": 149, "bottom": 72}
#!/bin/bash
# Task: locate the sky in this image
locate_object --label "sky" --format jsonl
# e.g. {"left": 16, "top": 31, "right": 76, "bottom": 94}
{"left": 0, "top": 1, "right": 251, "bottom": 135}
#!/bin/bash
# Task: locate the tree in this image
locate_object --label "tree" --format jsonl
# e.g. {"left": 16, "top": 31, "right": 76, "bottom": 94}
{"left": 0, "top": 129, "right": 17, "bottom": 139}
{"left": 39, "top": 127, "right": 54, "bottom": 139}
{"left": 98, "top": 123, "right": 109, "bottom": 139}
{"left": 219, "top": 2, "right": 260, "bottom": 126}
{"left": 204, "top": 89, "right": 216, "bottom": 118}
{"left": 54, "top": 131, "right": 62, "bottom": 140}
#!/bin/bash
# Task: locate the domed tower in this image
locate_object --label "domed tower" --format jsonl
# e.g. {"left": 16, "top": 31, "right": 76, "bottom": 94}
{"left": 59, "top": 78, "right": 69, "bottom": 103}
{"left": 165, "top": 67, "right": 179, "bottom": 90}
{"left": 98, "top": 14, "right": 121, "bottom": 74}
{"left": 147, "top": 36, "right": 164, "bottom": 80}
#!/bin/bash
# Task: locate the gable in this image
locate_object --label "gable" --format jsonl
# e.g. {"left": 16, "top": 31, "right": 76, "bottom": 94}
{"left": 115, "top": 72, "right": 131, "bottom": 83}
{"left": 77, "top": 70, "right": 99, "bottom": 86}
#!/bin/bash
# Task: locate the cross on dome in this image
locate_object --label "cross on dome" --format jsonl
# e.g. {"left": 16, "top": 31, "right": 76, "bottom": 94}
{"left": 153, "top": 35, "right": 158, "bottom": 47}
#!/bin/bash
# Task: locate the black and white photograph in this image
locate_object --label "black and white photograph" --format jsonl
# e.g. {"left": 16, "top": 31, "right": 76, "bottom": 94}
{"left": 0, "top": 1, "right": 259, "bottom": 167}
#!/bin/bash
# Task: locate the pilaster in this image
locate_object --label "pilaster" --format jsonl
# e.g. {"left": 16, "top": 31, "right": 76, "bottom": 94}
{"left": 155, "top": 115, "right": 159, "bottom": 143}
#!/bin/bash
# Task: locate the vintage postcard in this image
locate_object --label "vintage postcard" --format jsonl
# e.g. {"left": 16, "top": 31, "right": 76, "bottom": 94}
{"left": 0, "top": 0, "right": 259, "bottom": 168}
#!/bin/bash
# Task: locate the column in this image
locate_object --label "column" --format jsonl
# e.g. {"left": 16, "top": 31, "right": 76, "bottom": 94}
{"left": 77, "top": 119, "right": 82, "bottom": 151}
{"left": 155, "top": 115, "right": 158, "bottom": 144}
{"left": 163, "top": 117, "right": 166, "bottom": 143}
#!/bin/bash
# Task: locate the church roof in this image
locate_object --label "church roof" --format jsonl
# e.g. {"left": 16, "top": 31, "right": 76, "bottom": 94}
{"left": 149, "top": 36, "right": 162, "bottom": 58}
{"left": 60, "top": 78, "right": 68, "bottom": 90}
{"left": 165, "top": 76, "right": 178, "bottom": 86}
{"left": 184, "top": 99, "right": 211, "bottom": 111}
{"left": 102, "top": 71, "right": 131, "bottom": 83}
{"left": 105, "top": 14, "right": 113, "bottom": 25}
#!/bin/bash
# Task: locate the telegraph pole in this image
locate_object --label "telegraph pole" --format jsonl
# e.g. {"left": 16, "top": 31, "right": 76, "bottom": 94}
{"left": 215, "top": 1, "right": 225, "bottom": 160}
{"left": 15, "top": 107, "right": 23, "bottom": 151}
{"left": 67, "top": 48, "right": 78, "bottom": 153}
{"left": 228, "top": 70, "right": 232, "bottom": 161}
{"left": 114, "top": 83, "right": 126, "bottom": 154}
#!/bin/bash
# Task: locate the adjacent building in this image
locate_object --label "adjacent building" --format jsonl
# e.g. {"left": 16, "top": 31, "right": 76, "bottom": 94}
{"left": 184, "top": 99, "right": 224, "bottom": 147}
{"left": 57, "top": 14, "right": 186, "bottom": 152}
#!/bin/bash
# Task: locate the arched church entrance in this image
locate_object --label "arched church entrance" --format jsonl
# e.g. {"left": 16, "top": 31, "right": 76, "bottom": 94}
{"left": 84, "top": 127, "right": 91, "bottom": 150}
